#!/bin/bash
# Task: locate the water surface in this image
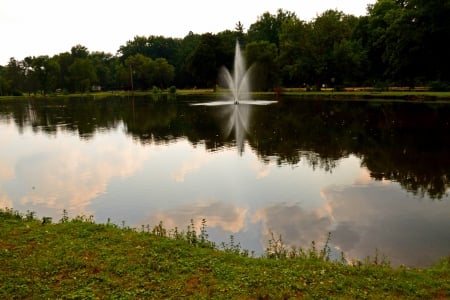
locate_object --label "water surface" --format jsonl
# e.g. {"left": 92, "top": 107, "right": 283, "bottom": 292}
{"left": 1, "top": 96, "right": 449, "bottom": 267}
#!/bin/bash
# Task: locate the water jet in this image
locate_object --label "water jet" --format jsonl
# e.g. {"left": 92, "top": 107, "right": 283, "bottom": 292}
{"left": 191, "top": 40, "right": 276, "bottom": 154}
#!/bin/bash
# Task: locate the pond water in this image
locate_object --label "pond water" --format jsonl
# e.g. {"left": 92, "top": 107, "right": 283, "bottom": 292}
{"left": 1, "top": 95, "right": 449, "bottom": 267}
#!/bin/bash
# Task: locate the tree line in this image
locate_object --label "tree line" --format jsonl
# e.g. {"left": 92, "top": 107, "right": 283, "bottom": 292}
{"left": 1, "top": 0, "right": 449, "bottom": 96}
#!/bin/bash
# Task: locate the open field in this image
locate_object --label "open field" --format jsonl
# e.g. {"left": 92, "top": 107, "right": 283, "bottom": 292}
{"left": 1, "top": 208, "right": 449, "bottom": 299}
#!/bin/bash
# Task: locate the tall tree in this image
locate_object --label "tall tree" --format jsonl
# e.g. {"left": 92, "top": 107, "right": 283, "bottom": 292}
{"left": 71, "top": 45, "right": 89, "bottom": 59}
{"left": 69, "top": 58, "right": 97, "bottom": 92}
{"left": 245, "top": 41, "right": 279, "bottom": 91}
{"left": 278, "top": 16, "right": 311, "bottom": 86}
{"left": 247, "top": 9, "right": 297, "bottom": 48}
{"left": 4, "top": 58, "right": 26, "bottom": 95}
{"left": 123, "top": 54, "right": 155, "bottom": 90}
{"left": 27, "top": 56, "right": 60, "bottom": 95}
{"left": 154, "top": 58, "right": 175, "bottom": 88}
{"left": 186, "top": 33, "right": 219, "bottom": 88}
{"left": 307, "top": 10, "right": 358, "bottom": 88}
{"left": 175, "top": 32, "right": 202, "bottom": 88}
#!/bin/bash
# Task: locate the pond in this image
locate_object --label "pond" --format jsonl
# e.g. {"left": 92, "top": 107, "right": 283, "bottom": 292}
{"left": 1, "top": 95, "right": 449, "bottom": 267}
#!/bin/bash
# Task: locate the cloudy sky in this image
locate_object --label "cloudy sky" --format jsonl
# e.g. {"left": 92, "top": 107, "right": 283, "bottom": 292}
{"left": 0, "top": 0, "right": 375, "bottom": 65}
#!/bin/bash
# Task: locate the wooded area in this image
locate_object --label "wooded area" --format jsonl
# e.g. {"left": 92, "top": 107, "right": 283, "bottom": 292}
{"left": 1, "top": 0, "right": 449, "bottom": 95}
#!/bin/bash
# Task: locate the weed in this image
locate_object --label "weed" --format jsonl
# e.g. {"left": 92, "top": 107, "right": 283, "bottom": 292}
{"left": 220, "top": 235, "right": 249, "bottom": 256}
{"left": 152, "top": 221, "right": 167, "bottom": 237}
{"left": 25, "top": 210, "right": 36, "bottom": 221}
{"left": 59, "top": 209, "right": 69, "bottom": 223}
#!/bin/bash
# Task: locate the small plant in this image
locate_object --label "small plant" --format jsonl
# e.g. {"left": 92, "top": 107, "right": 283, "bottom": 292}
{"left": 152, "top": 221, "right": 167, "bottom": 237}
{"left": 428, "top": 80, "right": 450, "bottom": 91}
{"left": 41, "top": 216, "right": 52, "bottom": 224}
{"left": 151, "top": 86, "right": 162, "bottom": 101}
{"left": 25, "top": 210, "right": 36, "bottom": 221}
{"left": 361, "top": 248, "right": 391, "bottom": 268}
{"left": 59, "top": 209, "right": 69, "bottom": 223}
{"left": 265, "top": 231, "right": 288, "bottom": 259}
{"left": 265, "top": 231, "right": 333, "bottom": 261}
{"left": 0, "top": 207, "right": 22, "bottom": 220}
{"left": 319, "top": 232, "right": 332, "bottom": 261}
{"left": 186, "top": 219, "right": 198, "bottom": 245}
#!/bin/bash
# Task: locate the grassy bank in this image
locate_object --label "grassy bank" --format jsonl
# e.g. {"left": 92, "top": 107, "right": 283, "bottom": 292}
{"left": 1, "top": 209, "right": 449, "bottom": 299}
{"left": 2, "top": 89, "right": 450, "bottom": 102}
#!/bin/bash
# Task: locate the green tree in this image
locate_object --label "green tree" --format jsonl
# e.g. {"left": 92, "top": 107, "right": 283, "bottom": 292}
{"left": 247, "top": 9, "right": 296, "bottom": 48}
{"left": 90, "top": 51, "right": 117, "bottom": 90}
{"left": 307, "top": 10, "right": 358, "bottom": 89}
{"left": 69, "top": 58, "right": 97, "bottom": 92}
{"left": 174, "top": 32, "right": 202, "bottom": 88}
{"left": 278, "top": 16, "right": 311, "bottom": 86}
{"left": 216, "top": 30, "right": 242, "bottom": 71}
{"left": 118, "top": 36, "right": 152, "bottom": 61}
{"left": 123, "top": 54, "right": 156, "bottom": 90}
{"left": 154, "top": 58, "right": 175, "bottom": 88}
{"left": 360, "top": 0, "right": 398, "bottom": 83}
{"left": 186, "top": 33, "right": 219, "bottom": 88}
{"left": 27, "top": 55, "right": 60, "bottom": 95}
{"left": 54, "top": 52, "right": 74, "bottom": 92}
{"left": 145, "top": 35, "right": 180, "bottom": 65}
{"left": 245, "top": 41, "right": 279, "bottom": 91}
{"left": 0, "top": 65, "right": 10, "bottom": 96}
{"left": 71, "top": 44, "right": 89, "bottom": 59}
{"left": 3, "top": 58, "right": 26, "bottom": 95}
{"left": 383, "top": 0, "right": 450, "bottom": 84}
{"left": 235, "top": 21, "right": 245, "bottom": 44}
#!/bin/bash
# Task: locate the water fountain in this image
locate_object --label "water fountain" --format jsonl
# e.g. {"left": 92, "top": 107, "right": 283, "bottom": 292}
{"left": 220, "top": 41, "right": 252, "bottom": 105}
{"left": 192, "top": 40, "right": 276, "bottom": 153}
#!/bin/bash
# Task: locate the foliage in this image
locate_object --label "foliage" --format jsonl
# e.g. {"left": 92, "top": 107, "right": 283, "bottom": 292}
{"left": 1, "top": 208, "right": 449, "bottom": 299}
{"left": 1, "top": 1, "right": 450, "bottom": 94}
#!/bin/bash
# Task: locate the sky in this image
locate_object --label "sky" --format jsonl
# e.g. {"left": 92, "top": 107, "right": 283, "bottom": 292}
{"left": 0, "top": 0, "right": 375, "bottom": 65}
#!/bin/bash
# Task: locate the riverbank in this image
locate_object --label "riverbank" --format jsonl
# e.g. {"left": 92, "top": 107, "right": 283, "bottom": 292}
{"left": 2, "top": 89, "right": 450, "bottom": 102}
{"left": 1, "top": 209, "right": 448, "bottom": 299}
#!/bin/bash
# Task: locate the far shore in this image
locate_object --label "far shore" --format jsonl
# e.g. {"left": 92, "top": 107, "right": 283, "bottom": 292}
{"left": 2, "top": 87, "right": 450, "bottom": 102}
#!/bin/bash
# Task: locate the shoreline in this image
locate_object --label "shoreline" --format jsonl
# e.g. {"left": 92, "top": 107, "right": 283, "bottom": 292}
{"left": 2, "top": 89, "right": 450, "bottom": 102}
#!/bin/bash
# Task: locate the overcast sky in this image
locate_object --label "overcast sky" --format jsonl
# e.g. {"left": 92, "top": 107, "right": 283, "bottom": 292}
{"left": 0, "top": 0, "right": 375, "bottom": 65}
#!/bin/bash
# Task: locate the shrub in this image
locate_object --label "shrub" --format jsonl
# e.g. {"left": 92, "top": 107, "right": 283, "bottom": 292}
{"left": 427, "top": 80, "right": 450, "bottom": 91}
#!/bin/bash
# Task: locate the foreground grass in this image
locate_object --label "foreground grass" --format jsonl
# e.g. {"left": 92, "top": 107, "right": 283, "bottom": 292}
{"left": 1, "top": 209, "right": 449, "bottom": 299}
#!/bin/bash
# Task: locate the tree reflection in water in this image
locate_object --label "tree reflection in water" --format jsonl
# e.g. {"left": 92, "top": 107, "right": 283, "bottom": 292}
{"left": 1, "top": 96, "right": 449, "bottom": 198}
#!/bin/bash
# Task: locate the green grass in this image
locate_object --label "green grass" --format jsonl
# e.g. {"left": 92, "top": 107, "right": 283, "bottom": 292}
{"left": 1, "top": 208, "right": 449, "bottom": 299}
{"left": 2, "top": 89, "right": 450, "bottom": 102}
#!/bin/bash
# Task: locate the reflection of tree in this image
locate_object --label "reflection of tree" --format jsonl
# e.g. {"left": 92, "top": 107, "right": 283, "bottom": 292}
{"left": 1, "top": 96, "right": 449, "bottom": 199}
{"left": 247, "top": 99, "right": 450, "bottom": 198}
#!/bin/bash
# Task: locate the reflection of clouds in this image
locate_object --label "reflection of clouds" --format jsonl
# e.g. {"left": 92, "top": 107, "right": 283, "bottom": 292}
{"left": 353, "top": 168, "right": 373, "bottom": 185}
{"left": 251, "top": 160, "right": 271, "bottom": 179}
{"left": 141, "top": 201, "right": 247, "bottom": 233}
{"left": 0, "top": 194, "right": 12, "bottom": 208}
{"left": 0, "top": 163, "right": 14, "bottom": 181}
{"left": 6, "top": 129, "right": 150, "bottom": 217}
{"left": 253, "top": 203, "right": 334, "bottom": 250}
{"left": 354, "top": 167, "right": 390, "bottom": 186}
{"left": 322, "top": 183, "right": 450, "bottom": 267}
{"left": 173, "top": 153, "right": 213, "bottom": 183}
{"left": 0, "top": 127, "right": 20, "bottom": 209}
